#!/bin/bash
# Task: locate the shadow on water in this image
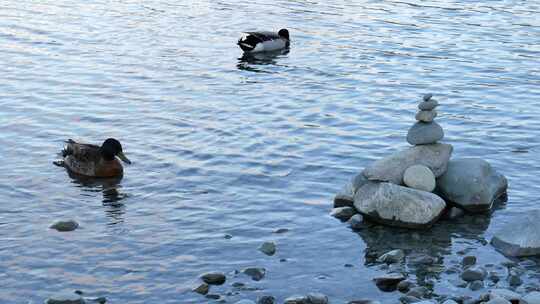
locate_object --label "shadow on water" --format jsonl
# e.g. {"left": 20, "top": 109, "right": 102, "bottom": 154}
{"left": 66, "top": 170, "right": 128, "bottom": 225}
{"left": 236, "top": 48, "right": 289, "bottom": 72}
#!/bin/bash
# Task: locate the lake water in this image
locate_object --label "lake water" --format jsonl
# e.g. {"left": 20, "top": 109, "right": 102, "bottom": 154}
{"left": 1, "top": 0, "right": 540, "bottom": 303}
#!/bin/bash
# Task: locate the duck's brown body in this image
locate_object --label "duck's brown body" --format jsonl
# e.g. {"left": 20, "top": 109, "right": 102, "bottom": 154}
{"left": 61, "top": 139, "right": 125, "bottom": 177}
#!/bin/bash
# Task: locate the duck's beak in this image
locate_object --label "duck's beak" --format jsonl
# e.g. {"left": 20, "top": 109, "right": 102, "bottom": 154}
{"left": 117, "top": 152, "right": 132, "bottom": 164}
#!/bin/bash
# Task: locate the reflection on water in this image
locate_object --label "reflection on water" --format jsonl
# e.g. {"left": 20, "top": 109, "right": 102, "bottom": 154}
{"left": 237, "top": 49, "right": 290, "bottom": 72}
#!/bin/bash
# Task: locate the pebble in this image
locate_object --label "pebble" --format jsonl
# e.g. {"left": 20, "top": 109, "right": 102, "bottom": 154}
{"left": 45, "top": 293, "right": 85, "bottom": 304}
{"left": 307, "top": 293, "right": 329, "bottom": 304}
{"left": 469, "top": 280, "right": 484, "bottom": 291}
{"left": 200, "top": 271, "right": 226, "bottom": 285}
{"left": 508, "top": 273, "right": 522, "bottom": 286}
{"left": 419, "top": 99, "right": 439, "bottom": 111}
{"left": 243, "top": 267, "right": 266, "bottom": 281}
{"left": 258, "top": 241, "right": 276, "bottom": 256}
{"left": 284, "top": 295, "right": 307, "bottom": 304}
{"left": 205, "top": 294, "right": 221, "bottom": 300}
{"left": 192, "top": 282, "right": 209, "bottom": 295}
{"left": 397, "top": 280, "right": 414, "bottom": 293}
{"left": 373, "top": 273, "right": 406, "bottom": 292}
{"left": 349, "top": 214, "right": 364, "bottom": 230}
{"left": 461, "top": 266, "right": 487, "bottom": 282}
{"left": 224, "top": 234, "right": 233, "bottom": 239}
{"left": 407, "top": 286, "right": 429, "bottom": 298}
{"left": 462, "top": 256, "right": 477, "bottom": 268}
{"left": 257, "top": 296, "right": 275, "bottom": 304}
{"left": 403, "top": 164, "right": 436, "bottom": 192}
{"left": 330, "top": 207, "right": 356, "bottom": 221}
{"left": 399, "top": 295, "right": 421, "bottom": 304}
{"left": 377, "top": 249, "right": 405, "bottom": 264}
{"left": 273, "top": 228, "right": 289, "bottom": 234}
{"left": 415, "top": 110, "right": 437, "bottom": 123}
{"left": 50, "top": 220, "right": 79, "bottom": 232}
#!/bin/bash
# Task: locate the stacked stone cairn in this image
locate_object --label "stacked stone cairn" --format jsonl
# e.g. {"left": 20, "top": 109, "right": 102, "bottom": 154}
{"left": 332, "top": 94, "right": 508, "bottom": 230}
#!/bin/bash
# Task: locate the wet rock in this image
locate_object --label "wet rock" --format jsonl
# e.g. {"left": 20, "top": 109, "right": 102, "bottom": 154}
{"left": 492, "top": 210, "right": 540, "bottom": 257}
{"left": 462, "top": 256, "right": 477, "bottom": 268}
{"left": 399, "top": 295, "right": 421, "bottom": 304}
{"left": 50, "top": 220, "right": 79, "bottom": 232}
{"left": 377, "top": 249, "right": 405, "bottom": 264}
{"left": 257, "top": 296, "right": 276, "bottom": 304}
{"left": 273, "top": 228, "right": 289, "bottom": 234}
{"left": 415, "top": 110, "right": 437, "bottom": 123}
{"left": 488, "top": 289, "right": 522, "bottom": 303}
{"left": 206, "top": 294, "right": 221, "bottom": 300}
{"left": 469, "top": 280, "right": 484, "bottom": 291}
{"left": 200, "top": 272, "right": 226, "bottom": 285}
{"left": 407, "top": 121, "right": 444, "bottom": 145}
{"left": 258, "top": 241, "right": 276, "bottom": 256}
{"left": 461, "top": 266, "right": 487, "bottom": 282}
{"left": 419, "top": 99, "right": 439, "bottom": 111}
{"left": 330, "top": 206, "right": 356, "bottom": 221}
{"left": 235, "top": 300, "right": 256, "bottom": 304}
{"left": 284, "top": 295, "right": 307, "bottom": 304}
{"left": 45, "top": 293, "right": 85, "bottom": 304}
{"left": 407, "top": 286, "right": 429, "bottom": 298}
{"left": 450, "top": 278, "right": 468, "bottom": 288}
{"left": 306, "top": 293, "right": 329, "bottom": 304}
{"left": 508, "top": 273, "right": 522, "bottom": 287}
{"left": 354, "top": 182, "right": 446, "bottom": 229}
{"left": 437, "top": 158, "right": 508, "bottom": 213}
{"left": 410, "top": 254, "right": 436, "bottom": 265}
{"left": 83, "top": 297, "right": 106, "bottom": 304}
{"left": 442, "top": 300, "right": 459, "bottom": 304}
{"left": 243, "top": 267, "right": 266, "bottom": 281}
{"left": 224, "top": 234, "right": 233, "bottom": 239}
{"left": 349, "top": 214, "right": 364, "bottom": 230}
{"left": 192, "top": 282, "right": 210, "bottom": 295}
{"left": 403, "top": 164, "right": 436, "bottom": 192}
{"left": 348, "top": 300, "right": 381, "bottom": 304}
{"left": 397, "top": 280, "right": 415, "bottom": 293}
{"left": 423, "top": 94, "right": 433, "bottom": 102}
{"left": 373, "top": 273, "right": 406, "bottom": 292}
{"left": 334, "top": 172, "right": 369, "bottom": 207}
{"left": 363, "top": 143, "right": 453, "bottom": 184}
{"left": 523, "top": 291, "right": 540, "bottom": 304}
{"left": 486, "top": 298, "right": 511, "bottom": 304}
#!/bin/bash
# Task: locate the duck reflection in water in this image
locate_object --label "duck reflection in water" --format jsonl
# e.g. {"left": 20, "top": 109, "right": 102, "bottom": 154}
{"left": 237, "top": 48, "right": 289, "bottom": 73}
{"left": 66, "top": 170, "right": 128, "bottom": 226}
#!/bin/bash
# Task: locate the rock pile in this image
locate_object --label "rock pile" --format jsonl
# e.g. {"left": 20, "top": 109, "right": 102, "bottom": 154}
{"left": 332, "top": 94, "right": 508, "bottom": 230}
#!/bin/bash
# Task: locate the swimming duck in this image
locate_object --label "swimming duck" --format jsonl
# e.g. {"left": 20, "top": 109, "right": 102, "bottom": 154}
{"left": 237, "top": 29, "right": 290, "bottom": 53}
{"left": 55, "top": 138, "right": 131, "bottom": 178}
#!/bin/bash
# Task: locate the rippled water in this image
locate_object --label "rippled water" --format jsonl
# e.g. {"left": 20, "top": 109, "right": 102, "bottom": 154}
{"left": 1, "top": 0, "right": 540, "bottom": 303}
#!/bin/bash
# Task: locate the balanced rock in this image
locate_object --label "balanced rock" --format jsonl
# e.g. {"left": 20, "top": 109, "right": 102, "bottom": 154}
{"left": 437, "top": 158, "right": 508, "bottom": 213}
{"left": 354, "top": 182, "right": 446, "bottom": 229}
{"left": 491, "top": 210, "right": 540, "bottom": 257}
{"left": 407, "top": 121, "right": 444, "bottom": 145}
{"left": 334, "top": 172, "right": 368, "bottom": 208}
{"left": 403, "top": 165, "right": 436, "bottom": 192}
{"left": 415, "top": 110, "right": 437, "bottom": 123}
{"left": 363, "top": 143, "right": 453, "bottom": 185}
{"left": 419, "top": 99, "right": 439, "bottom": 111}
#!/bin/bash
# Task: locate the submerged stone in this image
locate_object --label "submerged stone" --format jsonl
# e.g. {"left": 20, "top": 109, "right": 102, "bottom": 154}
{"left": 491, "top": 210, "right": 540, "bottom": 257}
{"left": 50, "top": 220, "right": 79, "bottom": 232}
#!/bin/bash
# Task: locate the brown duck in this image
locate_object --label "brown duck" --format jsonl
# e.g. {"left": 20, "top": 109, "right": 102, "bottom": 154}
{"left": 56, "top": 138, "right": 131, "bottom": 177}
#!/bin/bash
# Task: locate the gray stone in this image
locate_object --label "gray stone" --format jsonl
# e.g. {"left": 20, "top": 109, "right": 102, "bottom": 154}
{"left": 403, "top": 165, "right": 436, "bottom": 192}
{"left": 334, "top": 172, "right": 369, "bottom": 208}
{"left": 306, "top": 293, "right": 329, "bottom": 304}
{"left": 399, "top": 296, "right": 421, "bottom": 304}
{"left": 284, "top": 295, "right": 307, "bottom": 304}
{"left": 45, "top": 293, "right": 85, "bottom": 304}
{"left": 397, "top": 280, "right": 415, "bottom": 293}
{"left": 462, "top": 256, "right": 477, "bottom": 268}
{"left": 423, "top": 93, "right": 433, "bottom": 102}
{"left": 348, "top": 300, "right": 381, "bottom": 304}
{"left": 508, "top": 273, "right": 522, "bottom": 286}
{"left": 407, "top": 286, "right": 429, "bottom": 298}
{"left": 273, "top": 228, "right": 289, "bottom": 234}
{"left": 419, "top": 99, "right": 439, "bottom": 111}
{"left": 235, "top": 301, "right": 256, "bottom": 304}
{"left": 442, "top": 300, "right": 459, "bottom": 304}
{"left": 243, "top": 267, "right": 266, "bottom": 281}
{"left": 461, "top": 266, "right": 487, "bottom": 282}
{"left": 257, "top": 296, "right": 275, "bottom": 304}
{"left": 488, "top": 271, "right": 500, "bottom": 283}
{"left": 486, "top": 298, "right": 511, "bottom": 304}
{"left": 354, "top": 182, "right": 446, "bottom": 229}
{"left": 349, "top": 214, "right": 364, "bottom": 230}
{"left": 450, "top": 278, "right": 468, "bottom": 288}
{"left": 50, "top": 220, "right": 79, "bottom": 232}
{"left": 523, "top": 291, "right": 540, "bottom": 304}
{"left": 192, "top": 282, "right": 209, "bottom": 295}
{"left": 492, "top": 210, "right": 540, "bottom": 257}
{"left": 488, "top": 289, "right": 522, "bottom": 303}
{"left": 377, "top": 249, "right": 405, "bottom": 264}
{"left": 437, "top": 158, "right": 507, "bottom": 213}
{"left": 330, "top": 207, "right": 356, "bottom": 222}
{"left": 415, "top": 110, "right": 437, "bottom": 123}
{"left": 469, "top": 280, "right": 484, "bottom": 291}
{"left": 83, "top": 297, "right": 106, "bottom": 304}
{"left": 364, "top": 143, "right": 453, "bottom": 184}
{"left": 200, "top": 272, "right": 226, "bottom": 285}
{"left": 407, "top": 121, "right": 444, "bottom": 145}
{"left": 258, "top": 241, "right": 276, "bottom": 256}
{"left": 373, "top": 273, "right": 406, "bottom": 291}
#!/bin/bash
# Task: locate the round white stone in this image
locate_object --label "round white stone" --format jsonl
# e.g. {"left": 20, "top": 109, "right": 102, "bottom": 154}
{"left": 403, "top": 165, "right": 436, "bottom": 192}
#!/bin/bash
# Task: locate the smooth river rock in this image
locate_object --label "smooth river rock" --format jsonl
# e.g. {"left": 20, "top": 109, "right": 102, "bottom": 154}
{"left": 334, "top": 172, "right": 368, "bottom": 208}
{"left": 258, "top": 241, "right": 276, "bottom": 256}
{"left": 330, "top": 207, "right": 356, "bottom": 222}
{"left": 373, "top": 273, "right": 406, "bottom": 291}
{"left": 243, "top": 267, "right": 266, "bottom": 281}
{"left": 491, "top": 210, "right": 540, "bottom": 257}
{"left": 200, "top": 271, "right": 226, "bottom": 285}
{"left": 415, "top": 110, "right": 437, "bottom": 123}
{"left": 46, "top": 293, "right": 85, "bottom": 304}
{"left": 419, "top": 99, "right": 439, "bottom": 111}
{"left": 403, "top": 164, "right": 436, "bottom": 192}
{"left": 50, "top": 220, "right": 79, "bottom": 232}
{"left": 354, "top": 182, "right": 446, "bottom": 229}
{"left": 437, "top": 158, "right": 508, "bottom": 213}
{"left": 363, "top": 143, "right": 453, "bottom": 185}
{"left": 461, "top": 266, "right": 487, "bottom": 282}
{"left": 407, "top": 121, "right": 444, "bottom": 145}
{"left": 377, "top": 249, "right": 405, "bottom": 264}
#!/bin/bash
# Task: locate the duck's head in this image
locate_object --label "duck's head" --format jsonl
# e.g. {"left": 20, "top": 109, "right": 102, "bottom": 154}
{"left": 100, "top": 138, "right": 131, "bottom": 164}
{"left": 278, "top": 29, "right": 290, "bottom": 41}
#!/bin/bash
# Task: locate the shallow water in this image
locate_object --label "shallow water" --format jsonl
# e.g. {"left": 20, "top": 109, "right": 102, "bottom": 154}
{"left": 1, "top": 0, "right": 540, "bottom": 303}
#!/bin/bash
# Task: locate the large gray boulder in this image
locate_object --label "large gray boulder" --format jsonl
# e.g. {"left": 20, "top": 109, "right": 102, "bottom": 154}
{"left": 436, "top": 158, "right": 507, "bottom": 213}
{"left": 363, "top": 143, "right": 453, "bottom": 185}
{"left": 491, "top": 210, "right": 540, "bottom": 257}
{"left": 354, "top": 182, "right": 446, "bottom": 229}
{"left": 334, "top": 172, "right": 368, "bottom": 208}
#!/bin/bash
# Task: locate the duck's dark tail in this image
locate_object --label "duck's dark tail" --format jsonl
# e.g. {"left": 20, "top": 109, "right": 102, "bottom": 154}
{"left": 238, "top": 35, "right": 261, "bottom": 52}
